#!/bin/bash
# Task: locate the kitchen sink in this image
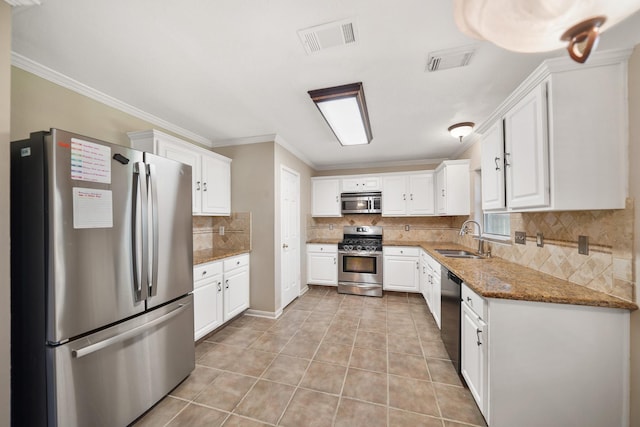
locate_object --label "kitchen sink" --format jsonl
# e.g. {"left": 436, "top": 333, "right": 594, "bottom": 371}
{"left": 435, "top": 249, "right": 484, "bottom": 259}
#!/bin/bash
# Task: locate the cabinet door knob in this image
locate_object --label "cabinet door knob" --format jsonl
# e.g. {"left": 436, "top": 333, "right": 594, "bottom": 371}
{"left": 196, "top": 181, "right": 201, "bottom": 191}
{"left": 217, "top": 282, "right": 221, "bottom": 292}
{"left": 410, "top": 194, "right": 413, "bottom": 200}
{"left": 202, "top": 271, "right": 207, "bottom": 276}
{"left": 336, "top": 196, "right": 339, "bottom": 202}
{"left": 203, "top": 182, "right": 208, "bottom": 192}
{"left": 476, "top": 328, "right": 482, "bottom": 346}
{"left": 403, "top": 193, "right": 406, "bottom": 201}
{"left": 467, "top": 296, "right": 472, "bottom": 302}
{"left": 504, "top": 152, "right": 511, "bottom": 167}
{"left": 334, "top": 257, "right": 336, "bottom": 265}
{"left": 494, "top": 157, "right": 501, "bottom": 171}
{"left": 282, "top": 243, "right": 288, "bottom": 249}
{"left": 225, "top": 279, "right": 229, "bottom": 289}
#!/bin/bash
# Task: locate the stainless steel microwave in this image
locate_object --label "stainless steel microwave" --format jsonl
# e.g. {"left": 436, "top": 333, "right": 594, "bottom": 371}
{"left": 341, "top": 192, "right": 382, "bottom": 214}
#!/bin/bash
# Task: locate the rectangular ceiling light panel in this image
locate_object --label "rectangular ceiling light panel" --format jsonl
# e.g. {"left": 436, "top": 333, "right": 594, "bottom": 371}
{"left": 317, "top": 98, "right": 369, "bottom": 146}
{"left": 308, "top": 82, "right": 373, "bottom": 146}
{"left": 298, "top": 19, "right": 358, "bottom": 54}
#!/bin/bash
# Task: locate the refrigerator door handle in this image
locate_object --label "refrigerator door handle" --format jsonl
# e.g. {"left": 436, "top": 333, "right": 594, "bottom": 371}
{"left": 132, "top": 162, "right": 149, "bottom": 302}
{"left": 147, "top": 163, "right": 159, "bottom": 297}
{"left": 71, "top": 303, "right": 189, "bottom": 359}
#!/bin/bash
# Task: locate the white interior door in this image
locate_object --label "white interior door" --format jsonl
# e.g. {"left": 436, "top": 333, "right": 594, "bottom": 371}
{"left": 280, "top": 166, "right": 300, "bottom": 309}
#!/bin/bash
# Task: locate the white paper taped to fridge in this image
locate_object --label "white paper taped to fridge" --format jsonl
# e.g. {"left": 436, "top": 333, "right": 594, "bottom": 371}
{"left": 72, "top": 188, "right": 113, "bottom": 229}
{"left": 70, "top": 138, "right": 111, "bottom": 184}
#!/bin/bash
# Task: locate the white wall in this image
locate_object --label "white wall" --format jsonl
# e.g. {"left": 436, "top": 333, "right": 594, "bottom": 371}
{"left": 628, "top": 44, "right": 640, "bottom": 427}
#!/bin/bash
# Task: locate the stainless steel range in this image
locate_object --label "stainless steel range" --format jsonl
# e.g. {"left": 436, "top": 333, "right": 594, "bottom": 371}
{"left": 338, "top": 226, "right": 383, "bottom": 297}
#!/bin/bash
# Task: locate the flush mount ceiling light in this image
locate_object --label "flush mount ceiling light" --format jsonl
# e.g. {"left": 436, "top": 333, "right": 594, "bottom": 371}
{"left": 448, "top": 122, "right": 475, "bottom": 142}
{"left": 308, "top": 82, "right": 373, "bottom": 146}
{"left": 452, "top": 0, "right": 640, "bottom": 63}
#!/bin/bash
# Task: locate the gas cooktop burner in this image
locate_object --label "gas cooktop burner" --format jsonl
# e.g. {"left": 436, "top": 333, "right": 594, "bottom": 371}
{"left": 339, "top": 226, "right": 383, "bottom": 253}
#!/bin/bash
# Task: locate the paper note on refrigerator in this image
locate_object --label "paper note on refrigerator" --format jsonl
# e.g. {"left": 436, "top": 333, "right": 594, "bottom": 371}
{"left": 70, "top": 138, "right": 111, "bottom": 184}
{"left": 72, "top": 188, "right": 113, "bottom": 229}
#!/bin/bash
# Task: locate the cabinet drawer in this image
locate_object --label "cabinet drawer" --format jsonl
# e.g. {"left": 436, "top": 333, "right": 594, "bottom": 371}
{"left": 462, "top": 283, "right": 486, "bottom": 319}
{"left": 194, "top": 261, "right": 222, "bottom": 285}
{"left": 384, "top": 246, "right": 420, "bottom": 257}
{"left": 307, "top": 244, "right": 338, "bottom": 254}
{"left": 224, "top": 254, "right": 249, "bottom": 271}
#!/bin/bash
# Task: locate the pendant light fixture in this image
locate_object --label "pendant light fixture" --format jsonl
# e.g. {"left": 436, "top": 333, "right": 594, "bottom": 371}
{"left": 448, "top": 122, "right": 475, "bottom": 142}
{"left": 308, "top": 82, "right": 373, "bottom": 146}
{"left": 452, "top": 0, "right": 640, "bottom": 63}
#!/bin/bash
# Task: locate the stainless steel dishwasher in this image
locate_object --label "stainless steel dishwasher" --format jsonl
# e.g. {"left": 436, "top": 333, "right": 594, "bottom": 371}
{"left": 441, "top": 266, "right": 463, "bottom": 374}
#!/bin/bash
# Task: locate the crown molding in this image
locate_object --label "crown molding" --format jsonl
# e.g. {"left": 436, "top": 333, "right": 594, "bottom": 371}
{"left": 314, "top": 156, "right": 446, "bottom": 171}
{"left": 476, "top": 48, "right": 632, "bottom": 135}
{"left": 5, "top": 0, "right": 41, "bottom": 6}
{"left": 11, "top": 52, "right": 213, "bottom": 147}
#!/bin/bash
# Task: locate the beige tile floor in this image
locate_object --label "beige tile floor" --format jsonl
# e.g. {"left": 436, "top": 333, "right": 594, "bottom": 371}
{"left": 133, "top": 286, "right": 487, "bottom": 427}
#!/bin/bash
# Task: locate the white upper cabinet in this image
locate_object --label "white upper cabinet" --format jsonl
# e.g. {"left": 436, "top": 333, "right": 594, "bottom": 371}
{"left": 341, "top": 176, "right": 381, "bottom": 193}
{"left": 382, "top": 172, "right": 435, "bottom": 216}
{"left": 480, "top": 121, "right": 506, "bottom": 211}
{"left": 311, "top": 177, "right": 341, "bottom": 217}
{"left": 479, "top": 50, "right": 630, "bottom": 211}
{"left": 128, "top": 129, "right": 231, "bottom": 216}
{"left": 435, "top": 160, "right": 470, "bottom": 216}
{"left": 504, "top": 83, "right": 549, "bottom": 209}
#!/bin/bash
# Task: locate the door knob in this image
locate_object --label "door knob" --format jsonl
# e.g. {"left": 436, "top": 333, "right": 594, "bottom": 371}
{"left": 283, "top": 243, "right": 288, "bottom": 249}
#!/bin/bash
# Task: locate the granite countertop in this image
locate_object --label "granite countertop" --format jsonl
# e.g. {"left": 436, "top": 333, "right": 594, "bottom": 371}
{"left": 306, "top": 238, "right": 342, "bottom": 244}
{"left": 384, "top": 240, "right": 637, "bottom": 311}
{"left": 194, "top": 248, "right": 251, "bottom": 265}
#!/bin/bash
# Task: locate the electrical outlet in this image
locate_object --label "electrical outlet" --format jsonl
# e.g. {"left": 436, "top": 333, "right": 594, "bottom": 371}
{"left": 536, "top": 232, "right": 544, "bottom": 247}
{"left": 219, "top": 226, "right": 225, "bottom": 236}
{"left": 329, "top": 224, "right": 333, "bottom": 230}
{"left": 405, "top": 225, "right": 410, "bottom": 231}
{"left": 515, "top": 231, "right": 526, "bottom": 245}
{"left": 578, "top": 235, "right": 589, "bottom": 255}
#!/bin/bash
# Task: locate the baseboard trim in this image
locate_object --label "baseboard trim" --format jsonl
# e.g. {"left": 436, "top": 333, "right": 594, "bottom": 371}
{"left": 245, "top": 308, "right": 283, "bottom": 319}
{"left": 299, "top": 285, "right": 309, "bottom": 296}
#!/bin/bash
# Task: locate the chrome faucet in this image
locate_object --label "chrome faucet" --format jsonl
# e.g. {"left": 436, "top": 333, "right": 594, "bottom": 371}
{"left": 459, "top": 220, "right": 484, "bottom": 255}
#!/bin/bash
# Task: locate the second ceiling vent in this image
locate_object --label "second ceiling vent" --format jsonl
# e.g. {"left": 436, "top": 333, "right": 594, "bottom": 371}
{"left": 298, "top": 18, "right": 358, "bottom": 55}
{"left": 426, "top": 45, "right": 476, "bottom": 72}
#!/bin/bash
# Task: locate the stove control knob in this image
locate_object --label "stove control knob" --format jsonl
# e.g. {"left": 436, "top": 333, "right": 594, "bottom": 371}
{"left": 356, "top": 245, "right": 362, "bottom": 251}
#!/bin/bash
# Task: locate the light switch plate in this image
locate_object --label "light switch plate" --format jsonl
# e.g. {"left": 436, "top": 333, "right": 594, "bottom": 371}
{"left": 405, "top": 225, "right": 410, "bottom": 231}
{"left": 578, "top": 235, "right": 589, "bottom": 255}
{"left": 219, "top": 226, "right": 225, "bottom": 236}
{"left": 536, "top": 232, "right": 544, "bottom": 247}
{"left": 515, "top": 231, "right": 526, "bottom": 245}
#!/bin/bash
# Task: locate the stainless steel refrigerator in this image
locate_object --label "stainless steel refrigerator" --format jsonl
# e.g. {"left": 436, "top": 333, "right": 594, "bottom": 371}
{"left": 10, "top": 129, "right": 195, "bottom": 426}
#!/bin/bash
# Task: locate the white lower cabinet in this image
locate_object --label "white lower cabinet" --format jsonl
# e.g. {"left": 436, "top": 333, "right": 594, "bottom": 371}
{"left": 193, "top": 253, "right": 250, "bottom": 341}
{"left": 306, "top": 244, "right": 338, "bottom": 286}
{"left": 419, "top": 250, "right": 441, "bottom": 328}
{"left": 223, "top": 254, "right": 250, "bottom": 321}
{"left": 460, "top": 283, "right": 630, "bottom": 427}
{"left": 383, "top": 246, "right": 420, "bottom": 292}
{"left": 193, "top": 261, "right": 224, "bottom": 341}
{"left": 461, "top": 284, "right": 487, "bottom": 417}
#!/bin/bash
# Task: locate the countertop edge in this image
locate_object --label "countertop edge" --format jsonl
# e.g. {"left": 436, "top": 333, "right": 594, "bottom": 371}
{"left": 194, "top": 249, "right": 251, "bottom": 265}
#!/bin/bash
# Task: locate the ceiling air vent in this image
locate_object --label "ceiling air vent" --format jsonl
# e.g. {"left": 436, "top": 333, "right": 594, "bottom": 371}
{"left": 298, "top": 19, "right": 358, "bottom": 55}
{"left": 5, "top": 0, "right": 41, "bottom": 5}
{"left": 426, "top": 45, "right": 476, "bottom": 72}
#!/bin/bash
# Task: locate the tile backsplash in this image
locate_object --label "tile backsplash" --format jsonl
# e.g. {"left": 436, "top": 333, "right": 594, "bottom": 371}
{"left": 307, "top": 214, "right": 461, "bottom": 242}
{"left": 307, "top": 199, "right": 635, "bottom": 303}
{"left": 456, "top": 198, "right": 635, "bottom": 302}
{"left": 193, "top": 212, "right": 252, "bottom": 252}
